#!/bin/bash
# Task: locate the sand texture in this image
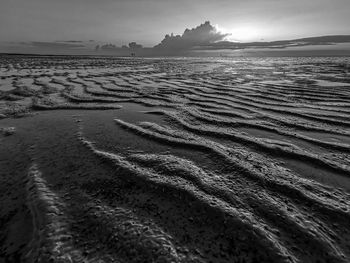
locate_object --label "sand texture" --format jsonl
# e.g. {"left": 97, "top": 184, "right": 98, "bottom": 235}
{"left": 0, "top": 55, "right": 350, "bottom": 263}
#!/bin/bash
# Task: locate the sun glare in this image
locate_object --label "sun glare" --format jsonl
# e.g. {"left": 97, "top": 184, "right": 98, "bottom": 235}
{"left": 216, "top": 24, "right": 262, "bottom": 42}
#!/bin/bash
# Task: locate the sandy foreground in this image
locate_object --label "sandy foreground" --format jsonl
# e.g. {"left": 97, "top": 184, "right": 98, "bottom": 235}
{"left": 0, "top": 55, "right": 350, "bottom": 262}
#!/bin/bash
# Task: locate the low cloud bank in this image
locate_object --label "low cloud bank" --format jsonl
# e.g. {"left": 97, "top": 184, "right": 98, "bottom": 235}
{"left": 29, "top": 41, "right": 86, "bottom": 49}
{"left": 0, "top": 40, "right": 92, "bottom": 55}
{"left": 2, "top": 21, "right": 350, "bottom": 56}
{"left": 97, "top": 42, "right": 143, "bottom": 51}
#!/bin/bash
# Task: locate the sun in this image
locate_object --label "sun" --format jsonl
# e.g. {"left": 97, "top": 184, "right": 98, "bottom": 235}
{"left": 216, "top": 24, "right": 261, "bottom": 42}
{"left": 231, "top": 26, "right": 261, "bottom": 42}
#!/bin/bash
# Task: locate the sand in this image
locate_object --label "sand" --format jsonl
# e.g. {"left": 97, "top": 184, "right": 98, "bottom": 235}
{"left": 0, "top": 55, "right": 350, "bottom": 262}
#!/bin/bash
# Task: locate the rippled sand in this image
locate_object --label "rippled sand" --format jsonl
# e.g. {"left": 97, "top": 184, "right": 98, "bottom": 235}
{"left": 0, "top": 55, "right": 350, "bottom": 262}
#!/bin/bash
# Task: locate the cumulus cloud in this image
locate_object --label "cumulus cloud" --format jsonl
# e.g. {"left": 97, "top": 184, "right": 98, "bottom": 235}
{"left": 154, "top": 21, "right": 228, "bottom": 50}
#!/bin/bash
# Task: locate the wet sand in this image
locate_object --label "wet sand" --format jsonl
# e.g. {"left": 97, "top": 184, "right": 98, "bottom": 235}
{"left": 0, "top": 55, "right": 350, "bottom": 262}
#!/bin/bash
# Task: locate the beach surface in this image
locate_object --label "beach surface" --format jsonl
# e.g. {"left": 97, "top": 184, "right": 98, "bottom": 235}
{"left": 1, "top": 55, "right": 350, "bottom": 262}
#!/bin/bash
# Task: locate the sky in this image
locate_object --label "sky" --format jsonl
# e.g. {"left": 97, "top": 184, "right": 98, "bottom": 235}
{"left": 1, "top": 0, "right": 349, "bottom": 54}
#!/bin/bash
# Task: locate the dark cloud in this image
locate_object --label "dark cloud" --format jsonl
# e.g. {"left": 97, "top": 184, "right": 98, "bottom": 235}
{"left": 0, "top": 41, "right": 89, "bottom": 55}
{"left": 100, "top": 44, "right": 118, "bottom": 50}
{"left": 28, "top": 41, "right": 86, "bottom": 49}
{"left": 56, "top": 40, "right": 84, "bottom": 43}
{"left": 129, "top": 42, "right": 143, "bottom": 49}
{"left": 154, "top": 21, "right": 228, "bottom": 50}
{"left": 199, "top": 35, "right": 350, "bottom": 50}
{"left": 99, "top": 42, "right": 143, "bottom": 52}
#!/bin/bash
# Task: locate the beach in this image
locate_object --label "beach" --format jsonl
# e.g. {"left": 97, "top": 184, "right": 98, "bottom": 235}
{"left": 1, "top": 55, "right": 350, "bottom": 262}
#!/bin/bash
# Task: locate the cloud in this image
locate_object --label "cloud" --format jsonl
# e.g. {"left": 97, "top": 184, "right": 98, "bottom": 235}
{"left": 94, "top": 22, "right": 350, "bottom": 56}
{"left": 56, "top": 40, "right": 84, "bottom": 43}
{"left": 128, "top": 42, "right": 143, "bottom": 49}
{"left": 199, "top": 35, "right": 350, "bottom": 50}
{"left": 100, "top": 43, "right": 118, "bottom": 50}
{"left": 154, "top": 21, "right": 229, "bottom": 50}
{"left": 2, "top": 21, "right": 349, "bottom": 56}
{"left": 99, "top": 42, "right": 143, "bottom": 51}
{"left": 0, "top": 41, "right": 90, "bottom": 55}
{"left": 28, "top": 41, "right": 86, "bottom": 49}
